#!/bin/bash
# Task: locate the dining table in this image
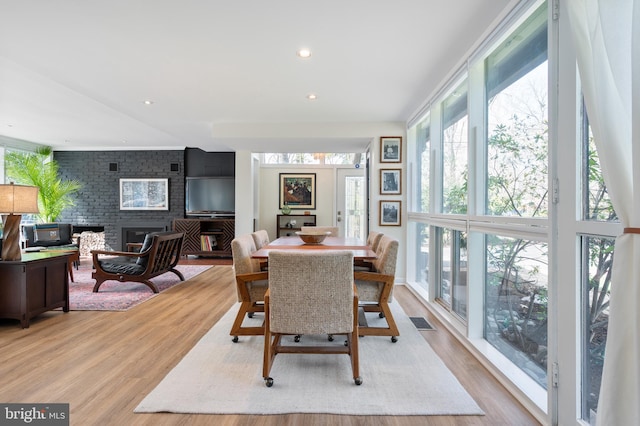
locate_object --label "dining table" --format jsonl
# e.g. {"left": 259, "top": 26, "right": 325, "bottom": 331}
{"left": 251, "top": 236, "right": 376, "bottom": 260}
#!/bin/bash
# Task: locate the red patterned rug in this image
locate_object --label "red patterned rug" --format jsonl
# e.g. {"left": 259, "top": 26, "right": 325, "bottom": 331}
{"left": 69, "top": 263, "right": 212, "bottom": 311}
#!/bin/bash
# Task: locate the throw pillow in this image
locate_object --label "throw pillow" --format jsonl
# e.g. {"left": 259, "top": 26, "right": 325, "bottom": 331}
{"left": 34, "top": 224, "right": 61, "bottom": 242}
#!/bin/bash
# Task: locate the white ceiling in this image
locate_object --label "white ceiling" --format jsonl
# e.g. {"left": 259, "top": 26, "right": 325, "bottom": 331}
{"left": 0, "top": 1, "right": 514, "bottom": 153}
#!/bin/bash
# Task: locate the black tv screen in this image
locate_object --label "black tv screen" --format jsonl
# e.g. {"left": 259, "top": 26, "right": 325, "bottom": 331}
{"left": 186, "top": 177, "right": 235, "bottom": 215}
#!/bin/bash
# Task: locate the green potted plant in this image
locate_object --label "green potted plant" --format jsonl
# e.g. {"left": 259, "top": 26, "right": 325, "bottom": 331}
{"left": 5, "top": 146, "right": 82, "bottom": 223}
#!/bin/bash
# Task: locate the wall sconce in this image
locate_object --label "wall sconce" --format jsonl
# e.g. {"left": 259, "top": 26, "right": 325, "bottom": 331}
{"left": 0, "top": 183, "right": 39, "bottom": 261}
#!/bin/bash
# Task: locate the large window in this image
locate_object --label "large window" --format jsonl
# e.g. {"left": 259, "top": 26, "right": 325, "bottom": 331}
{"left": 406, "top": 0, "right": 551, "bottom": 416}
{"left": 416, "top": 117, "right": 431, "bottom": 213}
{"left": 485, "top": 5, "right": 548, "bottom": 217}
{"left": 485, "top": 234, "right": 548, "bottom": 387}
{"left": 405, "top": 1, "right": 626, "bottom": 421}
{"left": 263, "top": 153, "right": 364, "bottom": 165}
{"left": 413, "top": 222, "right": 430, "bottom": 291}
{"left": 441, "top": 80, "right": 468, "bottom": 215}
{"left": 438, "top": 227, "right": 468, "bottom": 319}
{"left": 580, "top": 110, "right": 616, "bottom": 423}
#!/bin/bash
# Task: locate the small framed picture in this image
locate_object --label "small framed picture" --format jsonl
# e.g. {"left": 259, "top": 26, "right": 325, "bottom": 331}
{"left": 379, "top": 200, "right": 401, "bottom": 226}
{"left": 380, "top": 136, "right": 402, "bottom": 163}
{"left": 380, "top": 169, "right": 401, "bottom": 195}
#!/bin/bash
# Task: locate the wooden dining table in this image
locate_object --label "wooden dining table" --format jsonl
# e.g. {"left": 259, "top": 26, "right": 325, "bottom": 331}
{"left": 251, "top": 236, "right": 376, "bottom": 260}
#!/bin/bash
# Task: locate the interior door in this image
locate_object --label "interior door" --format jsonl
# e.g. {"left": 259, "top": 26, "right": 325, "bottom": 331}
{"left": 336, "top": 168, "right": 366, "bottom": 240}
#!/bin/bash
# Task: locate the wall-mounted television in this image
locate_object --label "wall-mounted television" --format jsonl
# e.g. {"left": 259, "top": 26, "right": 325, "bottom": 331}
{"left": 185, "top": 177, "right": 235, "bottom": 216}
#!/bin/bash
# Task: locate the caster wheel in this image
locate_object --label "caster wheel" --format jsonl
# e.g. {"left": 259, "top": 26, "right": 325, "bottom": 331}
{"left": 379, "top": 312, "right": 385, "bottom": 318}
{"left": 232, "top": 336, "right": 239, "bottom": 343}
{"left": 265, "top": 377, "right": 274, "bottom": 387}
{"left": 354, "top": 377, "right": 363, "bottom": 385}
{"left": 294, "top": 335, "right": 301, "bottom": 342}
{"left": 248, "top": 312, "right": 254, "bottom": 318}
{"left": 328, "top": 334, "right": 334, "bottom": 342}
{"left": 391, "top": 336, "right": 398, "bottom": 343}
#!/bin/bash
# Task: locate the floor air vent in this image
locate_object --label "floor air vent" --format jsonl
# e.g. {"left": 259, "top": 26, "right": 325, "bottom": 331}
{"left": 410, "top": 317, "right": 435, "bottom": 330}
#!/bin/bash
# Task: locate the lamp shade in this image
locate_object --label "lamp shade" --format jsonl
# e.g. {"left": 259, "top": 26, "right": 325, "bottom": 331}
{"left": 0, "top": 183, "right": 39, "bottom": 214}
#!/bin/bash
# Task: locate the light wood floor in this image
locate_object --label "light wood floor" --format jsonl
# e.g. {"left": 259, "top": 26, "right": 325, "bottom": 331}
{"left": 0, "top": 258, "right": 541, "bottom": 426}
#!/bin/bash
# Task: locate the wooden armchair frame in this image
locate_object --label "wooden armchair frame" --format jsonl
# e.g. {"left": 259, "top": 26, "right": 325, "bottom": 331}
{"left": 91, "top": 232, "right": 185, "bottom": 293}
{"left": 353, "top": 270, "right": 399, "bottom": 340}
{"left": 230, "top": 271, "right": 269, "bottom": 341}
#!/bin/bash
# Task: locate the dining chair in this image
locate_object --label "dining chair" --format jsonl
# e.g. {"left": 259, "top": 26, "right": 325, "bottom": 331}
{"left": 251, "top": 229, "right": 270, "bottom": 270}
{"left": 262, "top": 250, "right": 362, "bottom": 387}
{"left": 353, "top": 235, "right": 400, "bottom": 342}
{"left": 300, "top": 226, "right": 339, "bottom": 237}
{"left": 367, "top": 231, "right": 384, "bottom": 252}
{"left": 355, "top": 230, "right": 384, "bottom": 271}
{"left": 229, "top": 234, "right": 268, "bottom": 342}
{"left": 251, "top": 229, "right": 270, "bottom": 250}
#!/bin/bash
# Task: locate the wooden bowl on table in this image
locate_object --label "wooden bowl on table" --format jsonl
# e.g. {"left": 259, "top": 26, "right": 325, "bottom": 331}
{"left": 295, "top": 231, "right": 331, "bottom": 244}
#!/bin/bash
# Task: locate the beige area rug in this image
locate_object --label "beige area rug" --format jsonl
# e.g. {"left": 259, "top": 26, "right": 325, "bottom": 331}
{"left": 134, "top": 300, "right": 484, "bottom": 416}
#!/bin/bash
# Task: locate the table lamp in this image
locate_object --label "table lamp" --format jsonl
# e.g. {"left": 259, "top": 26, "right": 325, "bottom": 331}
{"left": 0, "top": 183, "right": 39, "bottom": 261}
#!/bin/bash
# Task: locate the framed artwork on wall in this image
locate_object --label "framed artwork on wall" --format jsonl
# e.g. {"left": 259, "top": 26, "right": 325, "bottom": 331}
{"left": 119, "top": 178, "right": 169, "bottom": 210}
{"left": 379, "top": 200, "right": 401, "bottom": 226}
{"left": 380, "top": 136, "right": 402, "bottom": 163}
{"left": 279, "top": 173, "right": 316, "bottom": 210}
{"left": 380, "top": 169, "right": 401, "bottom": 195}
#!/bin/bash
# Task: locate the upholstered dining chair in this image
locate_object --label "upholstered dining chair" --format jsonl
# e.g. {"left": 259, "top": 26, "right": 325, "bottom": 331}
{"left": 229, "top": 234, "right": 268, "bottom": 342}
{"left": 367, "top": 231, "right": 384, "bottom": 252}
{"left": 300, "top": 226, "right": 339, "bottom": 237}
{"left": 262, "top": 250, "right": 362, "bottom": 387}
{"left": 251, "top": 229, "right": 270, "bottom": 250}
{"left": 353, "top": 235, "right": 400, "bottom": 342}
{"left": 251, "top": 229, "right": 270, "bottom": 270}
{"left": 355, "top": 230, "right": 384, "bottom": 271}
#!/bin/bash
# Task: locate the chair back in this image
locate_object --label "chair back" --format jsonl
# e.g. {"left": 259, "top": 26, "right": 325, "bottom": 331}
{"left": 231, "top": 234, "right": 261, "bottom": 274}
{"left": 251, "top": 230, "right": 270, "bottom": 250}
{"left": 300, "top": 226, "right": 339, "bottom": 237}
{"left": 372, "top": 235, "right": 399, "bottom": 276}
{"left": 268, "top": 250, "right": 354, "bottom": 335}
{"left": 145, "top": 232, "right": 184, "bottom": 272}
{"left": 366, "top": 231, "right": 383, "bottom": 252}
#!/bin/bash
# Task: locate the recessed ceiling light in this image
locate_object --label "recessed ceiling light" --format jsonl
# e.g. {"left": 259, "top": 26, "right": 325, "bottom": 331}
{"left": 143, "top": 100, "right": 154, "bottom": 105}
{"left": 307, "top": 93, "right": 317, "bottom": 100}
{"left": 297, "top": 48, "right": 312, "bottom": 59}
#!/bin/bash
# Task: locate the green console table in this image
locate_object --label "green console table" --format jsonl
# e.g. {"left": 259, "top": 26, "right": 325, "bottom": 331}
{"left": 0, "top": 251, "right": 70, "bottom": 328}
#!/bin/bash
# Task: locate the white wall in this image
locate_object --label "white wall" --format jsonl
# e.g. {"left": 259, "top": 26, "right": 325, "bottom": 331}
{"left": 258, "top": 166, "right": 336, "bottom": 239}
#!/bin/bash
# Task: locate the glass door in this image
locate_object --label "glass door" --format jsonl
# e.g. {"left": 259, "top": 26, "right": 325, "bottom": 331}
{"left": 336, "top": 168, "right": 366, "bottom": 240}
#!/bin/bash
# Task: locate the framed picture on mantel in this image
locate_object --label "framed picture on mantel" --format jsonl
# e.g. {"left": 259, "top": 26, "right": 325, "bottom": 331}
{"left": 119, "top": 178, "right": 169, "bottom": 210}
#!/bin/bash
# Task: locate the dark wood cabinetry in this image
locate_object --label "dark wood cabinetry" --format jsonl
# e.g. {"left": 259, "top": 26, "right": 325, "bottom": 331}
{"left": 0, "top": 252, "right": 70, "bottom": 328}
{"left": 276, "top": 214, "right": 317, "bottom": 237}
{"left": 173, "top": 218, "right": 234, "bottom": 257}
{"left": 185, "top": 148, "right": 235, "bottom": 177}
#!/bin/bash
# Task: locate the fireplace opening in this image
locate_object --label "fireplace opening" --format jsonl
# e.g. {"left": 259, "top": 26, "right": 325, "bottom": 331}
{"left": 121, "top": 225, "right": 166, "bottom": 251}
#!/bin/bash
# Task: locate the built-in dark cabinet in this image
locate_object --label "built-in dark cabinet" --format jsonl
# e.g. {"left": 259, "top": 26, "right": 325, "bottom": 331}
{"left": 185, "top": 148, "right": 235, "bottom": 177}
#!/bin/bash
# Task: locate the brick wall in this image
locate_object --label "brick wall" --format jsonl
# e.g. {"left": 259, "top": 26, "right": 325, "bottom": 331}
{"left": 54, "top": 150, "right": 185, "bottom": 250}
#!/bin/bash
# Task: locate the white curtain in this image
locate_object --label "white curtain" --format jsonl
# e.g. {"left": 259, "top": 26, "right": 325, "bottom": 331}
{"left": 566, "top": 1, "right": 640, "bottom": 425}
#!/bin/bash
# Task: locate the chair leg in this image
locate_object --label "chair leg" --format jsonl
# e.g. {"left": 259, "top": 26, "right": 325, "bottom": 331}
{"left": 230, "top": 301, "right": 264, "bottom": 341}
{"left": 351, "top": 296, "right": 362, "bottom": 385}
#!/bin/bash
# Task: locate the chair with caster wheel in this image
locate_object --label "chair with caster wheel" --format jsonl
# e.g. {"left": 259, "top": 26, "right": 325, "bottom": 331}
{"left": 354, "top": 235, "right": 400, "bottom": 343}
{"left": 262, "top": 250, "right": 362, "bottom": 387}
{"left": 229, "top": 234, "right": 268, "bottom": 342}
